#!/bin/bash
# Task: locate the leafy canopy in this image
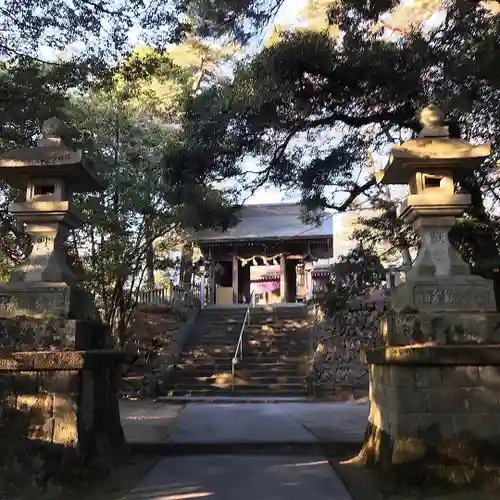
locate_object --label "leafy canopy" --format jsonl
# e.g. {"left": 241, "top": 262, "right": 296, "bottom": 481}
{"left": 163, "top": 0, "right": 500, "bottom": 272}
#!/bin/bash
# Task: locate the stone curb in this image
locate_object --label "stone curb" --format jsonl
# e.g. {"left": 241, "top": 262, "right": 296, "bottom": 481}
{"left": 154, "top": 397, "right": 313, "bottom": 404}
{"left": 127, "top": 441, "right": 362, "bottom": 456}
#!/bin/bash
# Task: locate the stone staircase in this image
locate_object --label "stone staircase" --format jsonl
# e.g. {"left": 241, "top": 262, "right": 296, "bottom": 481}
{"left": 167, "top": 305, "right": 312, "bottom": 397}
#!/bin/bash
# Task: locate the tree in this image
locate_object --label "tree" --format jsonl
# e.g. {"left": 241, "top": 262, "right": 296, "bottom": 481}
{"left": 62, "top": 41, "right": 239, "bottom": 344}
{"left": 316, "top": 245, "right": 385, "bottom": 315}
{"left": 165, "top": 0, "right": 500, "bottom": 277}
{"left": 0, "top": 0, "right": 279, "bottom": 69}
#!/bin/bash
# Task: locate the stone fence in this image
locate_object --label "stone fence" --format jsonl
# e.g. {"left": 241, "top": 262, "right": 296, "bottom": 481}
{"left": 311, "top": 296, "right": 387, "bottom": 399}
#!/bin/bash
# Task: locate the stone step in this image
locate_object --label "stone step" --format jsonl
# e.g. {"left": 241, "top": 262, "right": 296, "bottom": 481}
{"left": 177, "top": 359, "right": 299, "bottom": 374}
{"left": 174, "top": 366, "right": 305, "bottom": 378}
{"left": 179, "top": 352, "right": 308, "bottom": 361}
{"left": 183, "top": 342, "right": 310, "bottom": 350}
{"left": 187, "top": 333, "right": 310, "bottom": 340}
{"left": 199, "top": 325, "right": 310, "bottom": 331}
{"left": 179, "top": 354, "right": 307, "bottom": 362}
{"left": 196, "top": 319, "right": 310, "bottom": 325}
{"left": 170, "top": 382, "right": 306, "bottom": 392}
{"left": 187, "top": 334, "right": 310, "bottom": 341}
{"left": 184, "top": 342, "right": 309, "bottom": 349}
{"left": 166, "top": 388, "right": 307, "bottom": 397}
{"left": 176, "top": 367, "right": 301, "bottom": 378}
{"left": 175, "top": 374, "right": 305, "bottom": 385}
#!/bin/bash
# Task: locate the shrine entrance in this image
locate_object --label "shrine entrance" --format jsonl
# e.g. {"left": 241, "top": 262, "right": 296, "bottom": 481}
{"left": 193, "top": 202, "right": 333, "bottom": 306}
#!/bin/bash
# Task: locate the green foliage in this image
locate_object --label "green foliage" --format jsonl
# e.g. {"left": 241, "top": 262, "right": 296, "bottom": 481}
{"left": 0, "top": 16, "right": 240, "bottom": 335}
{"left": 168, "top": 0, "right": 500, "bottom": 204}
{"left": 316, "top": 245, "right": 385, "bottom": 315}
{"left": 164, "top": 0, "right": 500, "bottom": 275}
{"left": 352, "top": 200, "right": 417, "bottom": 265}
{"left": 64, "top": 72, "right": 237, "bottom": 340}
{"left": 0, "top": 0, "right": 278, "bottom": 70}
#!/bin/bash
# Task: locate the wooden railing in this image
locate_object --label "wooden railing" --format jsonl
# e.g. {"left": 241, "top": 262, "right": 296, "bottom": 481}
{"left": 137, "top": 282, "right": 202, "bottom": 306}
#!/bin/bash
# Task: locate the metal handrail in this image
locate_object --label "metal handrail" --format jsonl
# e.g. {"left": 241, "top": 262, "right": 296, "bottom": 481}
{"left": 231, "top": 291, "right": 255, "bottom": 391}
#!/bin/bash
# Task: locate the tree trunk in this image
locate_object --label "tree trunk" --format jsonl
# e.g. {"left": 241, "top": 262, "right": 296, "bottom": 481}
{"left": 144, "top": 214, "right": 155, "bottom": 289}
{"left": 179, "top": 242, "right": 193, "bottom": 287}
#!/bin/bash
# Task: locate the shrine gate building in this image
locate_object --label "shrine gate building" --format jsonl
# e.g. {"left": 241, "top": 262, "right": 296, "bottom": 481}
{"left": 194, "top": 203, "right": 333, "bottom": 306}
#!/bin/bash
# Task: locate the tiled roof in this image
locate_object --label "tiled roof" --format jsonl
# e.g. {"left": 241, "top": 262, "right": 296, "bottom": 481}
{"left": 194, "top": 203, "right": 332, "bottom": 243}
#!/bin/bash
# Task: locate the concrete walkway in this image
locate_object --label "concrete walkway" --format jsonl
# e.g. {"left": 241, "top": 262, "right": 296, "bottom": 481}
{"left": 123, "top": 401, "right": 367, "bottom": 499}
{"left": 166, "top": 402, "right": 367, "bottom": 445}
{"left": 124, "top": 455, "right": 353, "bottom": 500}
{"left": 120, "top": 400, "right": 184, "bottom": 444}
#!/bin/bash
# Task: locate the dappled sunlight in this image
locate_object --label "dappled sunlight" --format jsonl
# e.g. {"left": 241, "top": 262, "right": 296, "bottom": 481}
{"left": 170, "top": 306, "right": 311, "bottom": 395}
{"left": 125, "top": 415, "right": 165, "bottom": 421}
{"left": 163, "top": 493, "right": 214, "bottom": 499}
{"left": 127, "top": 483, "right": 214, "bottom": 500}
{"left": 287, "top": 460, "right": 329, "bottom": 467}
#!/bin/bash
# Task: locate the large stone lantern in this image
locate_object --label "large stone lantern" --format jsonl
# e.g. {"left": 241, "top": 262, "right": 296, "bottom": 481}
{"left": 0, "top": 117, "right": 102, "bottom": 319}
{"left": 380, "top": 104, "right": 494, "bottom": 312}
{"left": 361, "top": 105, "right": 500, "bottom": 472}
{"left": 0, "top": 118, "right": 130, "bottom": 461}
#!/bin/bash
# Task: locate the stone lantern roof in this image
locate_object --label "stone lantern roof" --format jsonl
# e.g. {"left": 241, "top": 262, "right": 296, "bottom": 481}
{"left": 378, "top": 104, "right": 491, "bottom": 185}
{"left": 0, "top": 117, "right": 104, "bottom": 192}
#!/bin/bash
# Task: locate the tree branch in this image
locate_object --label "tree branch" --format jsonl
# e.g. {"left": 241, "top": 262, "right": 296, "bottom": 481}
{"left": 325, "top": 177, "right": 377, "bottom": 212}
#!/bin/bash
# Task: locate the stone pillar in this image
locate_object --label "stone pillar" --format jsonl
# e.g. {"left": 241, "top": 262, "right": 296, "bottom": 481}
{"left": 280, "top": 254, "right": 287, "bottom": 303}
{"left": 361, "top": 104, "right": 500, "bottom": 474}
{"left": 232, "top": 254, "right": 239, "bottom": 304}
{"left": 199, "top": 275, "right": 206, "bottom": 307}
{"left": 305, "top": 270, "right": 313, "bottom": 300}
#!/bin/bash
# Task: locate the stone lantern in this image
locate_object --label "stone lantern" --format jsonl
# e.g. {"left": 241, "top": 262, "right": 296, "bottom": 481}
{"left": 0, "top": 118, "right": 130, "bottom": 461}
{"left": 0, "top": 117, "right": 103, "bottom": 319}
{"left": 360, "top": 105, "right": 500, "bottom": 472}
{"left": 379, "top": 104, "right": 494, "bottom": 312}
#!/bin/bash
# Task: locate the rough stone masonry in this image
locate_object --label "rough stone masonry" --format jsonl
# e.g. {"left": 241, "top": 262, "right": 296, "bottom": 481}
{"left": 360, "top": 104, "right": 500, "bottom": 470}
{"left": 0, "top": 118, "right": 131, "bottom": 461}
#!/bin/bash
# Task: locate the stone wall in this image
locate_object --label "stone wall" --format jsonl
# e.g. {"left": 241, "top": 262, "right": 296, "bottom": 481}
{"left": 122, "top": 303, "right": 199, "bottom": 397}
{"left": 0, "top": 351, "right": 125, "bottom": 459}
{"left": 311, "top": 297, "right": 387, "bottom": 398}
{"left": 0, "top": 317, "right": 111, "bottom": 350}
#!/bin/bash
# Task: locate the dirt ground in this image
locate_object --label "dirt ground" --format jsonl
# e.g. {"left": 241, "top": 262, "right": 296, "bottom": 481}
{"left": 0, "top": 453, "right": 160, "bottom": 500}
{"left": 329, "top": 453, "right": 500, "bottom": 500}
{"left": 74, "top": 455, "right": 160, "bottom": 500}
{"left": 0, "top": 399, "right": 183, "bottom": 500}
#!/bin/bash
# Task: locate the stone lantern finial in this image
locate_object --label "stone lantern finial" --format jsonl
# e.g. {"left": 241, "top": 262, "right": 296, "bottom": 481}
{"left": 418, "top": 104, "right": 449, "bottom": 138}
{"left": 419, "top": 104, "right": 444, "bottom": 127}
{"left": 38, "top": 117, "right": 71, "bottom": 148}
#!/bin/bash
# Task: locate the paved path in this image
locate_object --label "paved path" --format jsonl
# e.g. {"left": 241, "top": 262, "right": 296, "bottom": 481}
{"left": 124, "top": 455, "right": 353, "bottom": 500}
{"left": 123, "top": 402, "right": 365, "bottom": 499}
{"left": 166, "top": 403, "right": 319, "bottom": 444}
{"left": 120, "top": 400, "right": 184, "bottom": 444}
{"left": 166, "top": 402, "right": 368, "bottom": 445}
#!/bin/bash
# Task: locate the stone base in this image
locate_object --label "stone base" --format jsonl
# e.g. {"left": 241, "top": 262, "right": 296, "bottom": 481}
{"left": 380, "top": 311, "right": 500, "bottom": 345}
{"left": 0, "top": 282, "right": 100, "bottom": 320}
{"left": 0, "top": 317, "right": 112, "bottom": 350}
{"left": 362, "top": 345, "right": 500, "bottom": 471}
{"left": 358, "top": 419, "right": 500, "bottom": 475}
{"left": 390, "top": 275, "right": 496, "bottom": 313}
{"left": 0, "top": 350, "right": 132, "bottom": 460}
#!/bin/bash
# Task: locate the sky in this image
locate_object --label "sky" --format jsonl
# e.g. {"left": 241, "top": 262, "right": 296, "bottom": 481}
{"left": 244, "top": 0, "right": 308, "bottom": 206}
{"left": 35, "top": 0, "right": 408, "bottom": 209}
